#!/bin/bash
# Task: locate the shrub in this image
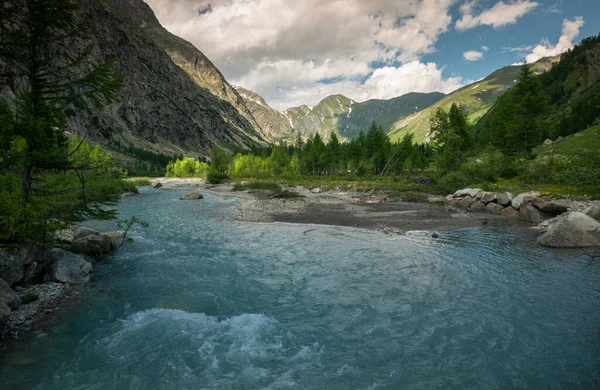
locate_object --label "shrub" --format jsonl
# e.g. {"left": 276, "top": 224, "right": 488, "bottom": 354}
{"left": 22, "top": 293, "right": 39, "bottom": 304}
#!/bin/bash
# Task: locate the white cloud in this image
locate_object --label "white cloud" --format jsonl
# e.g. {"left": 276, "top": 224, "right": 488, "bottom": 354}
{"left": 481, "top": 45, "right": 489, "bottom": 51}
{"left": 145, "top": 0, "right": 461, "bottom": 109}
{"left": 463, "top": 50, "right": 484, "bottom": 61}
{"left": 525, "top": 17, "right": 584, "bottom": 63}
{"left": 233, "top": 60, "right": 465, "bottom": 110}
{"left": 456, "top": 0, "right": 539, "bottom": 30}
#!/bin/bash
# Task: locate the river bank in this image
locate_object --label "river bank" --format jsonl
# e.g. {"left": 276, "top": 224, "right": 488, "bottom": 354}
{"left": 152, "top": 178, "right": 535, "bottom": 234}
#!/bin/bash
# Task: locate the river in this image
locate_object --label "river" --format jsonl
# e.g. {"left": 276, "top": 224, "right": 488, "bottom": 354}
{"left": 1, "top": 187, "right": 599, "bottom": 389}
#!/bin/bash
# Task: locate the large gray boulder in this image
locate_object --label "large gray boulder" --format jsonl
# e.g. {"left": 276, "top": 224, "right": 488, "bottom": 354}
{"left": 537, "top": 212, "right": 600, "bottom": 248}
{"left": 470, "top": 201, "right": 487, "bottom": 213}
{"left": 487, "top": 203, "right": 505, "bottom": 216}
{"left": 453, "top": 188, "right": 483, "bottom": 198}
{"left": 530, "top": 198, "right": 572, "bottom": 213}
{"left": 0, "top": 279, "right": 20, "bottom": 310}
{"left": 179, "top": 192, "right": 204, "bottom": 200}
{"left": 56, "top": 226, "right": 114, "bottom": 257}
{"left": 518, "top": 204, "right": 555, "bottom": 223}
{"left": 501, "top": 207, "right": 520, "bottom": 219}
{"left": 49, "top": 249, "right": 94, "bottom": 284}
{"left": 511, "top": 191, "right": 541, "bottom": 209}
{"left": 459, "top": 196, "right": 477, "bottom": 208}
{"left": 481, "top": 192, "right": 514, "bottom": 206}
{"left": 0, "top": 249, "right": 24, "bottom": 287}
{"left": 569, "top": 201, "right": 600, "bottom": 219}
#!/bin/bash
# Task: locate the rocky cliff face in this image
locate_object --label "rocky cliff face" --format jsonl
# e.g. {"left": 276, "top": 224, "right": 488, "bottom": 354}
{"left": 233, "top": 86, "right": 295, "bottom": 142}
{"left": 68, "top": 0, "right": 269, "bottom": 158}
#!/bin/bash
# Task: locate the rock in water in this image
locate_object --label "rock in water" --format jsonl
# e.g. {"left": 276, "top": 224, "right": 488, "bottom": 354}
{"left": 179, "top": 193, "right": 204, "bottom": 200}
{"left": 0, "top": 279, "right": 20, "bottom": 310}
{"left": 152, "top": 182, "right": 163, "bottom": 189}
{"left": 470, "top": 201, "right": 487, "bottom": 213}
{"left": 0, "top": 249, "right": 24, "bottom": 287}
{"left": 486, "top": 203, "right": 505, "bottom": 216}
{"left": 49, "top": 249, "right": 94, "bottom": 284}
{"left": 537, "top": 212, "right": 600, "bottom": 248}
{"left": 501, "top": 207, "right": 520, "bottom": 219}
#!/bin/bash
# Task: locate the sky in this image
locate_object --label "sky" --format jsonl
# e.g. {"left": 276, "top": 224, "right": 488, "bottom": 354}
{"left": 145, "top": 0, "right": 600, "bottom": 111}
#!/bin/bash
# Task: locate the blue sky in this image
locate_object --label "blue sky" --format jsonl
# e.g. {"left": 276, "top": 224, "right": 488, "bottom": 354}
{"left": 148, "top": 0, "right": 598, "bottom": 110}
{"left": 428, "top": 0, "right": 600, "bottom": 83}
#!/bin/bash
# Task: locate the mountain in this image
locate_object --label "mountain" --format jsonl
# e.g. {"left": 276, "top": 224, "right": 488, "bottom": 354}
{"left": 281, "top": 92, "right": 445, "bottom": 141}
{"left": 284, "top": 95, "right": 356, "bottom": 140}
{"left": 233, "top": 86, "right": 295, "bottom": 142}
{"left": 65, "top": 0, "right": 269, "bottom": 159}
{"left": 337, "top": 92, "right": 445, "bottom": 138}
{"left": 388, "top": 55, "right": 560, "bottom": 144}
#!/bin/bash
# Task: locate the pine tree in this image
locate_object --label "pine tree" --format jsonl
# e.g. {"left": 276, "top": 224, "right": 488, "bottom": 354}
{"left": 0, "top": 0, "right": 124, "bottom": 242}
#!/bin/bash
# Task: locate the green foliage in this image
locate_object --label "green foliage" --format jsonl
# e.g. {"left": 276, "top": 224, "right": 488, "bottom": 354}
{"left": 431, "top": 104, "right": 473, "bottom": 173}
{"left": 232, "top": 181, "right": 302, "bottom": 199}
{"left": 0, "top": 1, "right": 126, "bottom": 245}
{"left": 21, "top": 293, "right": 39, "bottom": 304}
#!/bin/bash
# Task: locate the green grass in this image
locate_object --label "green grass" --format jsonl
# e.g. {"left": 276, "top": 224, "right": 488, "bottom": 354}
{"left": 232, "top": 181, "right": 303, "bottom": 199}
{"left": 121, "top": 177, "right": 153, "bottom": 193}
{"left": 231, "top": 174, "right": 441, "bottom": 199}
{"left": 534, "top": 125, "right": 600, "bottom": 157}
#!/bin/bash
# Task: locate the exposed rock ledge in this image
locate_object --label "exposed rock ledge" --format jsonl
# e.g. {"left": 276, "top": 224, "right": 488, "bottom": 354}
{"left": 0, "top": 226, "right": 126, "bottom": 341}
{"left": 446, "top": 188, "right": 600, "bottom": 248}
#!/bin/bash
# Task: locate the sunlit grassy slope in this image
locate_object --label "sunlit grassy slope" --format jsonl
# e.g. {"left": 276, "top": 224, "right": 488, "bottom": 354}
{"left": 388, "top": 56, "right": 559, "bottom": 144}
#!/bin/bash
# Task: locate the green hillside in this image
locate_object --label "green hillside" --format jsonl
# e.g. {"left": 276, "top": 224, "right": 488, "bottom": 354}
{"left": 388, "top": 56, "right": 559, "bottom": 144}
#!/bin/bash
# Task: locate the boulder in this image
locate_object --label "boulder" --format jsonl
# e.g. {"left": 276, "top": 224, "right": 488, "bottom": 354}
{"left": 453, "top": 188, "right": 483, "bottom": 198}
{"left": 501, "top": 207, "right": 520, "bottom": 219}
{"left": 56, "top": 226, "right": 113, "bottom": 257}
{"left": 518, "top": 204, "right": 555, "bottom": 223}
{"left": 105, "top": 232, "right": 127, "bottom": 248}
{"left": 0, "top": 248, "right": 24, "bottom": 287}
{"left": 459, "top": 196, "right": 477, "bottom": 208}
{"left": 311, "top": 187, "right": 322, "bottom": 194}
{"left": 23, "top": 262, "right": 46, "bottom": 285}
{"left": 486, "top": 203, "right": 505, "bottom": 215}
{"left": 443, "top": 196, "right": 464, "bottom": 211}
{"left": 530, "top": 198, "right": 572, "bottom": 213}
{"left": 152, "top": 182, "right": 163, "bottom": 188}
{"left": 481, "top": 192, "right": 514, "bottom": 206}
{"left": 569, "top": 201, "right": 600, "bottom": 219}
{"left": 518, "top": 204, "right": 543, "bottom": 223}
{"left": 48, "top": 249, "right": 94, "bottom": 284}
{"left": 18, "top": 243, "right": 45, "bottom": 267}
{"left": 179, "top": 192, "right": 204, "bottom": 200}
{"left": 543, "top": 139, "right": 553, "bottom": 146}
{"left": 537, "top": 212, "right": 600, "bottom": 248}
{"left": 470, "top": 201, "right": 487, "bottom": 213}
{"left": 0, "top": 278, "right": 20, "bottom": 310}
{"left": 511, "top": 191, "right": 541, "bottom": 209}
{"left": 0, "top": 302, "right": 10, "bottom": 326}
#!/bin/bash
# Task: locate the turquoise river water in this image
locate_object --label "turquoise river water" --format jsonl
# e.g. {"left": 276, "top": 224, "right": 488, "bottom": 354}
{"left": 1, "top": 187, "right": 599, "bottom": 389}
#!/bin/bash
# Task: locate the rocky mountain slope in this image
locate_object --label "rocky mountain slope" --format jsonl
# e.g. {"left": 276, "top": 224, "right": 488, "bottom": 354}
{"left": 68, "top": 0, "right": 269, "bottom": 159}
{"left": 284, "top": 95, "right": 356, "bottom": 140}
{"left": 233, "top": 86, "right": 295, "bottom": 142}
{"left": 388, "top": 56, "right": 560, "bottom": 144}
{"left": 274, "top": 92, "right": 444, "bottom": 141}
